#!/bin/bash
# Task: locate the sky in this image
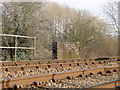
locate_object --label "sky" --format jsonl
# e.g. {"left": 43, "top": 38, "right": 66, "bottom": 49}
{"left": 50, "top": 0, "right": 117, "bottom": 19}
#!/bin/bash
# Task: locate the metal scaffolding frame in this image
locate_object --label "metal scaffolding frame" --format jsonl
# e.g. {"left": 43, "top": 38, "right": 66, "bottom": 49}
{"left": 0, "top": 34, "right": 36, "bottom": 61}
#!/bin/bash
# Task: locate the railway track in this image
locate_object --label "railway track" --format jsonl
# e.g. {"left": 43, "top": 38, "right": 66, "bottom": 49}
{"left": 1, "top": 66, "right": 119, "bottom": 89}
{"left": 0, "top": 57, "right": 119, "bottom": 89}
{"left": 0, "top": 60, "right": 118, "bottom": 79}
{"left": 41, "top": 78, "right": 120, "bottom": 89}
{"left": 1, "top": 57, "right": 118, "bottom": 67}
{"left": 1, "top": 60, "right": 117, "bottom": 71}
{"left": 0, "top": 57, "right": 118, "bottom": 72}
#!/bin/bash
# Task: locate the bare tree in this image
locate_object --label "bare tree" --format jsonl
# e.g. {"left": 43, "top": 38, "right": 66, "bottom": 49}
{"left": 103, "top": 1, "right": 119, "bottom": 34}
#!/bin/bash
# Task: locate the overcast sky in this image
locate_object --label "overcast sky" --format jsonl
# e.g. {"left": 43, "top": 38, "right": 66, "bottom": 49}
{"left": 50, "top": 0, "right": 118, "bottom": 19}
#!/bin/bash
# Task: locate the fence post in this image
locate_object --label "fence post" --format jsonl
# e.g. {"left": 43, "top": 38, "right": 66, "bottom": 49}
{"left": 15, "top": 36, "right": 17, "bottom": 61}
{"left": 33, "top": 37, "right": 36, "bottom": 60}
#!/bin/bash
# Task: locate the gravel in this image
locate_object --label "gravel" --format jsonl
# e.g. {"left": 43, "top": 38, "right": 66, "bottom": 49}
{"left": 39, "top": 73, "right": 119, "bottom": 88}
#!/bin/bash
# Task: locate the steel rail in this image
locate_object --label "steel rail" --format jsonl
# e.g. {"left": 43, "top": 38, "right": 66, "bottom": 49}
{"left": 84, "top": 79, "right": 120, "bottom": 89}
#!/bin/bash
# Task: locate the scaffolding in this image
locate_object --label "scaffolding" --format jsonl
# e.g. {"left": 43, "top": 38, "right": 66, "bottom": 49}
{"left": 0, "top": 34, "right": 36, "bottom": 61}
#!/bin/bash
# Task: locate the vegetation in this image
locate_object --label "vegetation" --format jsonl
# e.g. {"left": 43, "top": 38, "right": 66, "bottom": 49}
{"left": 1, "top": 2, "right": 118, "bottom": 61}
